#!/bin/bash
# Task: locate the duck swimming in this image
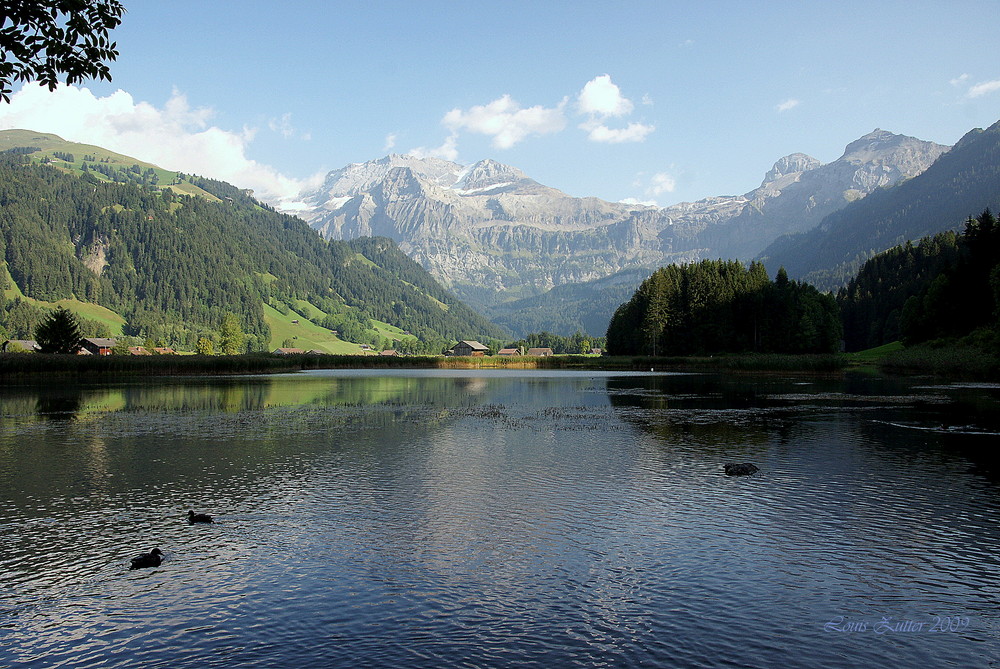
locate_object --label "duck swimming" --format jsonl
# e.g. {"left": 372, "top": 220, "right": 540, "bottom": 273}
{"left": 188, "top": 510, "right": 213, "bottom": 524}
{"left": 129, "top": 548, "right": 163, "bottom": 570}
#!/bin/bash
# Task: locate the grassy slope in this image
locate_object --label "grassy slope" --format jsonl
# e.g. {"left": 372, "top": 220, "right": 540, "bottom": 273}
{"left": 371, "top": 319, "right": 416, "bottom": 344}
{"left": 0, "top": 129, "right": 218, "bottom": 201}
{"left": 2, "top": 266, "right": 127, "bottom": 335}
{"left": 0, "top": 132, "right": 466, "bottom": 351}
{"left": 845, "top": 341, "right": 905, "bottom": 364}
{"left": 263, "top": 303, "right": 362, "bottom": 354}
{"left": 6, "top": 254, "right": 416, "bottom": 353}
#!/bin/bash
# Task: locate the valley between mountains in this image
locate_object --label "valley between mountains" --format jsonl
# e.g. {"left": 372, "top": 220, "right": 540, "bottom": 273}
{"left": 2, "top": 119, "right": 1000, "bottom": 352}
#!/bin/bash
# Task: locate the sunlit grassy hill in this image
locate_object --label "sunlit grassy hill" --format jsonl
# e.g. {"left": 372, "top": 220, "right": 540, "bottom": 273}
{"left": 0, "top": 134, "right": 504, "bottom": 353}
{"left": 0, "top": 129, "right": 218, "bottom": 200}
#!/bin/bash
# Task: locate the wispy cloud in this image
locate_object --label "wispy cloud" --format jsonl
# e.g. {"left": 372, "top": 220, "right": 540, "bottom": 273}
{"left": 441, "top": 94, "right": 568, "bottom": 150}
{"left": 775, "top": 98, "right": 800, "bottom": 112}
{"left": 0, "top": 83, "right": 310, "bottom": 204}
{"left": 626, "top": 170, "right": 676, "bottom": 207}
{"left": 580, "top": 120, "right": 655, "bottom": 144}
{"left": 383, "top": 132, "right": 397, "bottom": 152}
{"left": 950, "top": 73, "right": 970, "bottom": 87}
{"left": 409, "top": 133, "right": 459, "bottom": 162}
{"left": 968, "top": 79, "right": 1000, "bottom": 98}
{"left": 647, "top": 172, "right": 676, "bottom": 196}
{"left": 268, "top": 112, "right": 295, "bottom": 138}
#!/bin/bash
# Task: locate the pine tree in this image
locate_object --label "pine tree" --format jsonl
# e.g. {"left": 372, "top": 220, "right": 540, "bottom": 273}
{"left": 35, "top": 307, "right": 83, "bottom": 354}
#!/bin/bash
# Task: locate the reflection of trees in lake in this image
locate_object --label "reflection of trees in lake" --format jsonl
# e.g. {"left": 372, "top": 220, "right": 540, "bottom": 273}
{"left": 120, "top": 380, "right": 273, "bottom": 412}
{"left": 93, "top": 375, "right": 501, "bottom": 413}
{"left": 34, "top": 390, "right": 83, "bottom": 420}
{"left": 606, "top": 374, "right": 791, "bottom": 454}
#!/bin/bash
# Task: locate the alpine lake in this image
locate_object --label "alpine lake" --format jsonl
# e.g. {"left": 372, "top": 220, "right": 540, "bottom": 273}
{"left": 1, "top": 368, "right": 998, "bottom": 668}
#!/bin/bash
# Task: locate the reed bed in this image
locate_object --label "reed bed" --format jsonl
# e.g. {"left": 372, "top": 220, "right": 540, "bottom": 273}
{"left": 1, "top": 351, "right": 849, "bottom": 377}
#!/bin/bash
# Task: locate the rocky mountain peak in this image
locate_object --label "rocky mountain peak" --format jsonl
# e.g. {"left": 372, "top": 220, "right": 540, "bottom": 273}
{"left": 760, "top": 153, "right": 822, "bottom": 187}
{"left": 316, "top": 154, "right": 463, "bottom": 198}
{"left": 452, "top": 159, "right": 532, "bottom": 194}
{"left": 839, "top": 129, "right": 939, "bottom": 163}
{"left": 299, "top": 125, "right": 953, "bottom": 329}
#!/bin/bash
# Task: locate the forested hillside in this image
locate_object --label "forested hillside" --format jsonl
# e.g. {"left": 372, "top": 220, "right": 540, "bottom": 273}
{"left": 759, "top": 120, "right": 1000, "bottom": 290}
{"left": 0, "top": 153, "right": 504, "bottom": 351}
{"left": 606, "top": 260, "right": 840, "bottom": 356}
{"left": 487, "top": 267, "right": 650, "bottom": 337}
{"left": 836, "top": 232, "right": 961, "bottom": 351}
{"left": 838, "top": 210, "right": 1000, "bottom": 351}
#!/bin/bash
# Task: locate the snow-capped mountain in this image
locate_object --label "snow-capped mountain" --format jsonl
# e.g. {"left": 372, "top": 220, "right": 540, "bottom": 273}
{"left": 297, "top": 130, "right": 948, "bottom": 314}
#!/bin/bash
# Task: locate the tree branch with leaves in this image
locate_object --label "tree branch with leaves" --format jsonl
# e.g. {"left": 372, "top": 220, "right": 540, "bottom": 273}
{"left": 0, "top": 0, "right": 126, "bottom": 102}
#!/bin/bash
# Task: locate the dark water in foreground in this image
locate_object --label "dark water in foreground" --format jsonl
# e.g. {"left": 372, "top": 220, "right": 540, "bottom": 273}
{"left": 1, "top": 370, "right": 998, "bottom": 668}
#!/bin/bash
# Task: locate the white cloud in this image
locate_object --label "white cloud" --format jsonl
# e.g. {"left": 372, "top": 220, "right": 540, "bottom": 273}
{"left": 577, "top": 74, "right": 634, "bottom": 117}
{"left": 442, "top": 94, "right": 567, "bottom": 149}
{"left": 576, "top": 75, "right": 654, "bottom": 143}
{"left": 968, "top": 79, "right": 1000, "bottom": 98}
{"left": 776, "top": 98, "right": 800, "bottom": 112}
{"left": 625, "top": 170, "right": 676, "bottom": 206}
{"left": 580, "top": 119, "right": 655, "bottom": 144}
{"left": 382, "top": 132, "right": 397, "bottom": 152}
{"left": 409, "top": 133, "right": 459, "bottom": 162}
{"left": 647, "top": 172, "right": 676, "bottom": 196}
{"left": 950, "top": 73, "right": 970, "bottom": 87}
{"left": 0, "top": 83, "right": 309, "bottom": 204}
{"left": 619, "top": 197, "right": 658, "bottom": 208}
{"left": 413, "top": 74, "right": 655, "bottom": 158}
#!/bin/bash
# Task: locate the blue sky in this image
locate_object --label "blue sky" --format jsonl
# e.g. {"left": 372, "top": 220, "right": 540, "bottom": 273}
{"left": 2, "top": 1, "right": 999, "bottom": 208}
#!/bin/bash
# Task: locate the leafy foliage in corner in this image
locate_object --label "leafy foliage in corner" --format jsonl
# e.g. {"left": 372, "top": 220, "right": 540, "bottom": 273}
{"left": 0, "top": 0, "right": 126, "bottom": 102}
{"left": 606, "top": 260, "right": 841, "bottom": 356}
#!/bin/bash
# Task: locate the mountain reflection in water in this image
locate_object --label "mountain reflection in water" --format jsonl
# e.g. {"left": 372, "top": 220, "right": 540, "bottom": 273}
{"left": 1, "top": 370, "right": 997, "bottom": 669}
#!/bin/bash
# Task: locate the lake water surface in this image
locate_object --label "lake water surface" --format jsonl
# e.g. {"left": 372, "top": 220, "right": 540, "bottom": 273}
{"left": 1, "top": 369, "right": 998, "bottom": 668}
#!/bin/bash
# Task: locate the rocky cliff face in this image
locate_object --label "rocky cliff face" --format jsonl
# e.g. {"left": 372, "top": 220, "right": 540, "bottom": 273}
{"left": 298, "top": 131, "right": 948, "bottom": 313}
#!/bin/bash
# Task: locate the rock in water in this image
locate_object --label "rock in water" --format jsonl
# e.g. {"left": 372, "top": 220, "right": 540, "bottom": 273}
{"left": 724, "top": 463, "right": 760, "bottom": 476}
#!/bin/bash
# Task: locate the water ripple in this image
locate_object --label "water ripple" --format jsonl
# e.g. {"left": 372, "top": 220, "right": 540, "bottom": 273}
{"left": 1, "top": 372, "right": 998, "bottom": 668}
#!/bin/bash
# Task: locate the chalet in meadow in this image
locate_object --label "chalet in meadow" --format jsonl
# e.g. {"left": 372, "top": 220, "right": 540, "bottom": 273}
{"left": 448, "top": 340, "right": 489, "bottom": 357}
{"left": 80, "top": 338, "right": 116, "bottom": 356}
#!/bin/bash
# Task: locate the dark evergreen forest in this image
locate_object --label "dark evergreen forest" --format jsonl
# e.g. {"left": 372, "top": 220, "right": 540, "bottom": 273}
{"left": 605, "top": 260, "right": 841, "bottom": 356}
{"left": 838, "top": 210, "right": 1000, "bottom": 350}
{"left": 0, "top": 154, "right": 503, "bottom": 350}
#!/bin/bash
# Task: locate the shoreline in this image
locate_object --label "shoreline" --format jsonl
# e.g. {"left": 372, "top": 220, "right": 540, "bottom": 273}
{"left": 1, "top": 351, "right": 848, "bottom": 377}
{"left": 4, "top": 348, "right": 996, "bottom": 380}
